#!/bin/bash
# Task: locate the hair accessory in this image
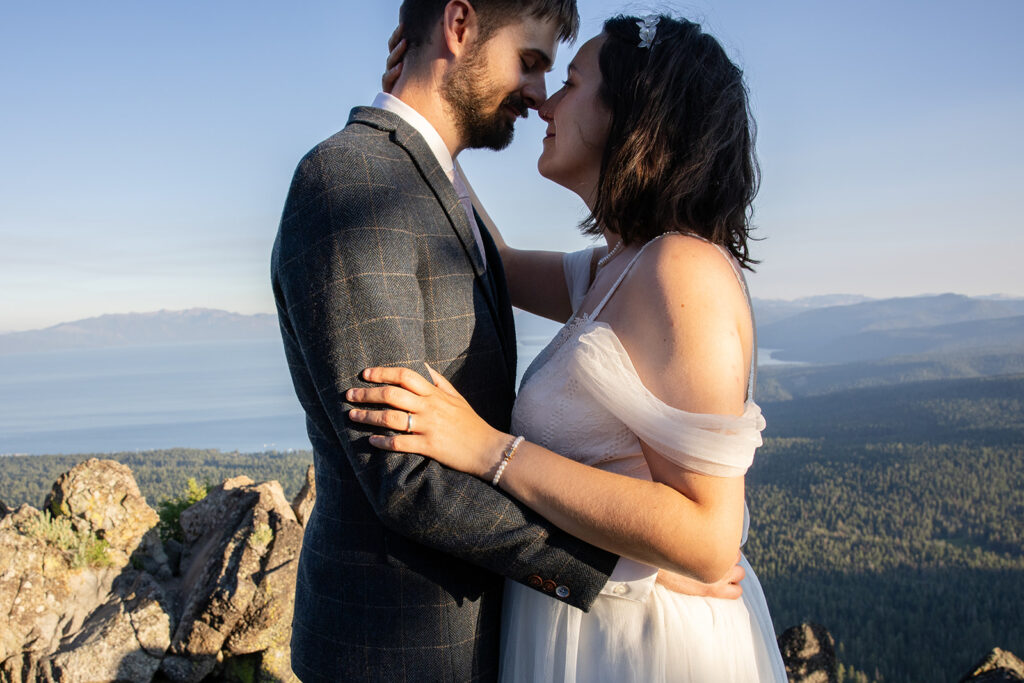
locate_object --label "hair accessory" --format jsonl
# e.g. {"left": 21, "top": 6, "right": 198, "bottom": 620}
{"left": 491, "top": 435, "right": 525, "bottom": 486}
{"left": 637, "top": 15, "right": 660, "bottom": 49}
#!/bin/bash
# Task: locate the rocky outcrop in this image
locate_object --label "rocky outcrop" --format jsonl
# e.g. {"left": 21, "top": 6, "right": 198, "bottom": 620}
{"left": 778, "top": 622, "right": 838, "bottom": 683}
{"left": 43, "top": 458, "right": 159, "bottom": 566}
{"left": 960, "top": 648, "right": 1024, "bottom": 682}
{"left": 0, "top": 459, "right": 158, "bottom": 682}
{"left": 0, "top": 459, "right": 312, "bottom": 683}
{"left": 161, "top": 476, "right": 302, "bottom": 683}
{"left": 8, "top": 459, "right": 1015, "bottom": 683}
{"left": 44, "top": 571, "right": 172, "bottom": 682}
{"left": 291, "top": 464, "right": 315, "bottom": 527}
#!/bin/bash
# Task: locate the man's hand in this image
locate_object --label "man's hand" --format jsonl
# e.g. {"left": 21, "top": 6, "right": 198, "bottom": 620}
{"left": 656, "top": 559, "right": 745, "bottom": 600}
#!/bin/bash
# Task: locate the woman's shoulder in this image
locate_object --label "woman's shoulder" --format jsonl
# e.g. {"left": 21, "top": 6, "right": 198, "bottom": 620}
{"left": 604, "top": 231, "right": 752, "bottom": 416}
{"left": 625, "top": 232, "right": 747, "bottom": 314}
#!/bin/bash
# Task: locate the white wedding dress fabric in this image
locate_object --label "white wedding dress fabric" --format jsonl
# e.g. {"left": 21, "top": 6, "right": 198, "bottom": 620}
{"left": 500, "top": 235, "right": 788, "bottom": 682}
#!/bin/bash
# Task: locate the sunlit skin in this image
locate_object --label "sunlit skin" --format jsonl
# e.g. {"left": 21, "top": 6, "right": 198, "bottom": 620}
{"left": 536, "top": 35, "right": 611, "bottom": 207}
{"left": 388, "top": 2, "right": 560, "bottom": 157}
{"left": 358, "top": 26, "right": 755, "bottom": 590}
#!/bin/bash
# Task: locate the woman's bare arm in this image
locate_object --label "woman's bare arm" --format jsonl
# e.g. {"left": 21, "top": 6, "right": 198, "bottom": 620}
{"left": 491, "top": 236, "right": 752, "bottom": 580}
{"left": 350, "top": 236, "right": 754, "bottom": 582}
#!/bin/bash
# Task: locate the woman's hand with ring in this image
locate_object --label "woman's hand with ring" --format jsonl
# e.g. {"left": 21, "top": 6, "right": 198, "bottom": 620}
{"left": 381, "top": 23, "right": 406, "bottom": 93}
{"left": 347, "top": 364, "right": 510, "bottom": 480}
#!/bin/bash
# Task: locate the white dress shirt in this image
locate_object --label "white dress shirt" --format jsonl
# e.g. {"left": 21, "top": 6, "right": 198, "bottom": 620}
{"left": 370, "top": 92, "right": 486, "bottom": 268}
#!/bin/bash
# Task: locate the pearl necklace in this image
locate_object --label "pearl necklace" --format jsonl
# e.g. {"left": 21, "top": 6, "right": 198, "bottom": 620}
{"left": 596, "top": 239, "right": 624, "bottom": 270}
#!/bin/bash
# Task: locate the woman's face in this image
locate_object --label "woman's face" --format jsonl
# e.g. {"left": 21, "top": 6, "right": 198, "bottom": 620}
{"left": 537, "top": 34, "right": 611, "bottom": 205}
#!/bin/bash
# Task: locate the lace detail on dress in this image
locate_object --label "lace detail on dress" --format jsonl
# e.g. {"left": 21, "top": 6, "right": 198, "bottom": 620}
{"left": 515, "top": 313, "right": 646, "bottom": 477}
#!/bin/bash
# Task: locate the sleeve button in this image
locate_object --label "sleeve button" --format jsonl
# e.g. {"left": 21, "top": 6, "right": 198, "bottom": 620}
{"left": 555, "top": 585, "right": 570, "bottom": 599}
{"left": 542, "top": 580, "right": 557, "bottom": 593}
{"left": 527, "top": 575, "right": 543, "bottom": 588}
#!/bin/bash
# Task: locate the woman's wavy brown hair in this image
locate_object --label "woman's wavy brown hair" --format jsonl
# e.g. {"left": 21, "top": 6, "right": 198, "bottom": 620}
{"left": 584, "top": 15, "right": 760, "bottom": 268}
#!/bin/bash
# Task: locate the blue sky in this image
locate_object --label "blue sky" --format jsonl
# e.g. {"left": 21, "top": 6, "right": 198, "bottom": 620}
{"left": 2, "top": 1, "right": 1022, "bottom": 332}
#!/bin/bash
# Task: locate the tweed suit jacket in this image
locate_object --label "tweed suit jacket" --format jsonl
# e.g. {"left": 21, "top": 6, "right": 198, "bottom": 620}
{"left": 272, "top": 106, "right": 618, "bottom": 682}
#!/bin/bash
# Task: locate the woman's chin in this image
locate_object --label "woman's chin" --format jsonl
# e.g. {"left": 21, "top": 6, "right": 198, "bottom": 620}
{"left": 537, "top": 154, "right": 566, "bottom": 183}
{"left": 537, "top": 158, "right": 554, "bottom": 182}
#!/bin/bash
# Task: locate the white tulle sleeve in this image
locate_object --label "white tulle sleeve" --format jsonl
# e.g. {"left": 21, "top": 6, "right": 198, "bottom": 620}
{"left": 562, "top": 248, "right": 596, "bottom": 313}
{"left": 569, "top": 323, "right": 765, "bottom": 477}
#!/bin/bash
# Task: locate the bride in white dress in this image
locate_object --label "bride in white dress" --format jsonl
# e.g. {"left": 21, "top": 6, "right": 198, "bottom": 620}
{"left": 353, "top": 13, "right": 788, "bottom": 682}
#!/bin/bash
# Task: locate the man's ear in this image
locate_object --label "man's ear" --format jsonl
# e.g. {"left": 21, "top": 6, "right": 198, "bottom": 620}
{"left": 441, "top": 0, "right": 479, "bottom": 59}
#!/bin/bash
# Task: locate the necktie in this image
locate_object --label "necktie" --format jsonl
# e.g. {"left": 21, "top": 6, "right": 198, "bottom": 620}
{"left": 451, "top": 169, "right": 487, "bottom": 269}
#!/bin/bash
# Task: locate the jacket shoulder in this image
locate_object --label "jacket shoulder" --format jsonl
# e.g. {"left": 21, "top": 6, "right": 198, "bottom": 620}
{"left": 296, "top": 121, "right": 405, "bottom": 185}
{"left": 280, "top": 121, "right": 415, "bottom": 221}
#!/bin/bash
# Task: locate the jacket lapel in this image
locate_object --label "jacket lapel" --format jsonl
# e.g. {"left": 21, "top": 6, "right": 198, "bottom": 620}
{"left": 347, "top": 107, "right": 514, "bottom": 386}
{"left": 348, "top": 107, "right": 489, "bottom": 281}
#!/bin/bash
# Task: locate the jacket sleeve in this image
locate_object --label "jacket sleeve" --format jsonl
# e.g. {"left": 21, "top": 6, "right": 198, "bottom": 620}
{"left": 272, "top": 144, "right": 618, "bottom": 610}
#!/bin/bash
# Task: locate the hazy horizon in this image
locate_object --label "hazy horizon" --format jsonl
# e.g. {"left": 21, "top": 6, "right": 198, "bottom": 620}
{"left": 4, "top": 290, "right": 1024, "bottom": 336}
{"left": 3, "top": 1, "right": 1022, "bottom": 331}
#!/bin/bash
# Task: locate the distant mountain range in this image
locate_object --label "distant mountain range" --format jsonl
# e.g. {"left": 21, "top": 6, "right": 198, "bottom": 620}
{"left": 757, "top": 293, "right": 1024, "bottom": 363}
{"left": 752, "top": 294, "right": 876, "bottom": 326}
{"left": 4, "top": 294, "right": 1024, "bottom": 366}
{"left": 0, "top": 309, "right": 279, "bottom": 354}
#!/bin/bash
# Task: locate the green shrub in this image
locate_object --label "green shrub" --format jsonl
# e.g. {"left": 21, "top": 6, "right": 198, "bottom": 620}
{"left": 157, "top": 478, "right": 208, "bottom": 542}
{"left": 248, "top": 521, "right": 273, "bottom": 549}
{"left": 20, "top": 511, "right": 112, "bottom": 568}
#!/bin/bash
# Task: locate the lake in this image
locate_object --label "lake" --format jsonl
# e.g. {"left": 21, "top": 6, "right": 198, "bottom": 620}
{"left": 0, "top": 326, "right": 786, "bottom": 455}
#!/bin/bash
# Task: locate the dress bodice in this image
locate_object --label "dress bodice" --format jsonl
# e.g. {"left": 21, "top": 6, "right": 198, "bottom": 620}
{"left": 513, "top": 315, "right": 654, "bottom": 481}
{"left": 512, "top": 234, "right": 764, "bottom": 482}
{"left": 500, "top": 237, "right": 789, "bottom": 683}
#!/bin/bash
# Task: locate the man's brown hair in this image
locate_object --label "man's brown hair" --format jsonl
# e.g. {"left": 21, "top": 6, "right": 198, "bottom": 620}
{"left": 400, "top": 0, "right": 579, "bottom": 58}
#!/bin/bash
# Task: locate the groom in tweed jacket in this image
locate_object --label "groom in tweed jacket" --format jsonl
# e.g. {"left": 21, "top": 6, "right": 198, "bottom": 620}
{"left": 272, "top": 1, "right": 618, "bottom": 680}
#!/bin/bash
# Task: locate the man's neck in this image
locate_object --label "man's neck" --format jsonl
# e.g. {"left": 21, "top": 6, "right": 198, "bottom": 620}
{"left": 391, "top": 76, "right": 462, "bottom": 158}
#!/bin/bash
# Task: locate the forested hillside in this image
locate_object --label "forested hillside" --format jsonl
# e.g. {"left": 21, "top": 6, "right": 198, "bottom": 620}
{"left": 2, "top": 375, "right": 1021, "bottom": 681}
{"left": 748, "top": 375, "right": 1024, "bottom": 681}
{"left": 0, "top": 449, "right": 313, "bottom": 509}
{"left": 759, "top": 350, "right": 1024, "bottom": 401}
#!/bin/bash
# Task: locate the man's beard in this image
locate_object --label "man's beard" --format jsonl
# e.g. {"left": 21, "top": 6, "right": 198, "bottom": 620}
{"left": 442, "top": 46, "right": 528, "bottom": 151}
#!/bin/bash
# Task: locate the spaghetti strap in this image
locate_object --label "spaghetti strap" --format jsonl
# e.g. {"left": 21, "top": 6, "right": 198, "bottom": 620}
{"left": 585, "top": 231, "right": 759, "bottom": 402}
{"left": 589, "top": 233, "right": 673, "bottom": 320}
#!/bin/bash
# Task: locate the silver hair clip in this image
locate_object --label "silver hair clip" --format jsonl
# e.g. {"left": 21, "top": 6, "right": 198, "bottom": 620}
{"left": 637, "top": 15, "right": 660, "bottom": 49}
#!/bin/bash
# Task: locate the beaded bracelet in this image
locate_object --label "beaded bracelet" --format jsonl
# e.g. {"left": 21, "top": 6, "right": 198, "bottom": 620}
{"left": 491, "top": 435, "right": 525, "bottom": 487}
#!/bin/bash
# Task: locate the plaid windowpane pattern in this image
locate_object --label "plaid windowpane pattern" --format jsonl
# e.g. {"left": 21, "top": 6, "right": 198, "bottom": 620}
{"left": 272, "top": 108, "right": 617, "bottom": 682}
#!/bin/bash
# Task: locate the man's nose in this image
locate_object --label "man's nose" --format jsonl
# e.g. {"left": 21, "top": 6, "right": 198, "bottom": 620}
{"left": 522, "top": 73, "right": 548, "bottom": 110}
{"left": 538, "top": 95, "right": 554, "bottom": 123}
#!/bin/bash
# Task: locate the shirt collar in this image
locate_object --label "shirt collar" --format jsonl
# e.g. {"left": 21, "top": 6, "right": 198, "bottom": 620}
{"left": 371, "top": 92, "right": 455, "bottom": 181}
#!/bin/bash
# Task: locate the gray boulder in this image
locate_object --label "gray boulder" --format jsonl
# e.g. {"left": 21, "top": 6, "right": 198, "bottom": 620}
{"left": 43, "top": 571, "right": 173, "bottom": 682}
{"left": 1, "top": 460, "right": 308, "bottom": 682}
{"left": 290, "top": 464, "right": 316, "bottom": 527}
{"left": 133, "top": 528, "right": 173, "bottom": 581}
{"left": 778, "top": 622, "right": 838, "bottom": 683}
{"left": 0, "top": 460, "right": 163, "bottom": 682}
{"left": 43, "top": 458, "right": 159, "bottom": 564}
{"left": 161, "top": 476, "right": 301, "bottom": 683}
{"left": 960, "top": 648, "right": 1024, "bottom": 682}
